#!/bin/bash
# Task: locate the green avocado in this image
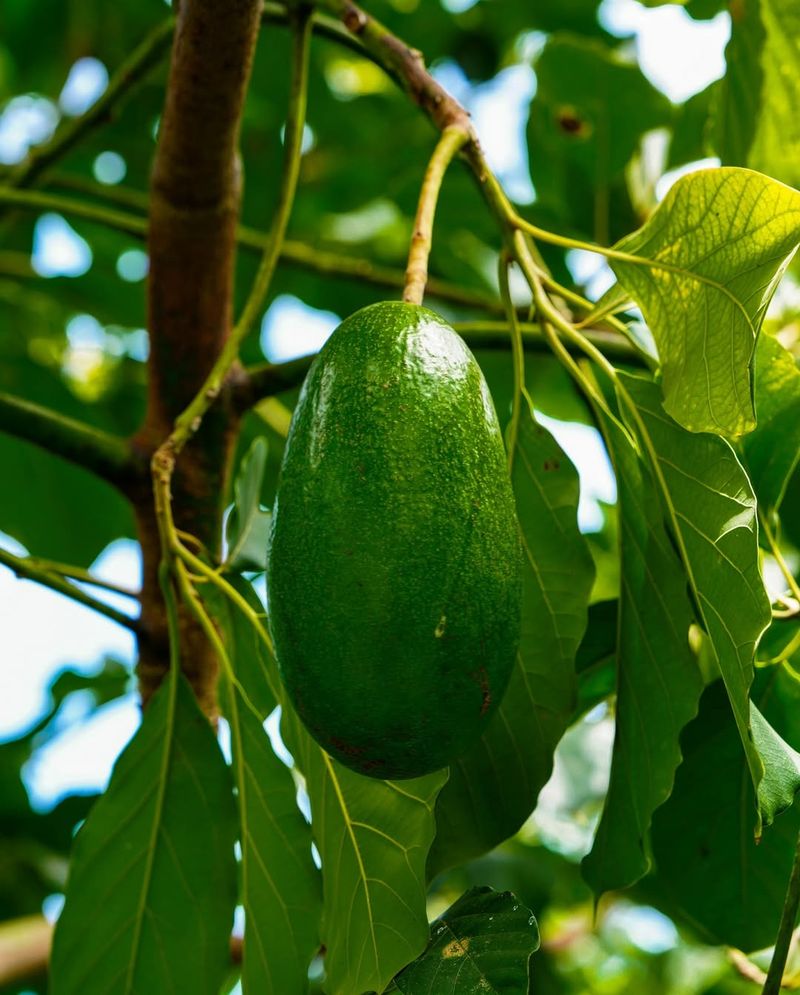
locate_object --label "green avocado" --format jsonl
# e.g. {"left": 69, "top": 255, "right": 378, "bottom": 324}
{"left": 267, "top": 301, "right": 522, "bottom": 779}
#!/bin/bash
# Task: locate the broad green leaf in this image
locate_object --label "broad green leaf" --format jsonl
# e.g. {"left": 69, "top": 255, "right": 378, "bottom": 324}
{"left": 428, "top": 407, "right": 593, "bottom": 876}
{"left": 283, "top": 711, "right": 448, "bottom": 995}
{"left": 741, "top": 332, "right": 800, "bottom": 513}
{"left": 50, "top": 672, "right": 238, "bottom": 995}
{"left": 667, "top": 82, "right": 716, "bottom": 170}
{"left": 620, "top": 374, "right": 776, "bottom": 827}
{"left": 715, "top": 0, "right": 800, "bottom": 190}
{"left": 207, "top": 580, "right": 321, "bottom": 995}
{"left": 744, "top": 0, "right": 800, "bottom": 187}
{"left": 574, "top": 599, "right": 617, "bottom": 718}
{"left": 583, "top": 415, "right": 702, "bottom": 894}
{"left": 225, "top": 437, "right": 272, "bottom": 573}
{"left": 385, "top": 887, "right": 539, "bottom": 995}
{"left": 0, "top": 437, "right": 134, "bottom": 566}
{"left": 649, "top": 668, "right": 800, "bottom": 951}
{"left": 223, "top": 685, "right": 321, "bottom": 995}
{"left": 527, "top": 34, "right": 672, "bottom": 243}
{"left": 712, "top": 0, "right": 764, "bottom": 169}
{"left": 610, "top": 168, "right": 800, "bottom": 436}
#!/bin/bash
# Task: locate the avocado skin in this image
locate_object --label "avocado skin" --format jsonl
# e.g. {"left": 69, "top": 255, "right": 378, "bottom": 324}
{"left": 267, "top": 301, "right": 521, "bottom": 779}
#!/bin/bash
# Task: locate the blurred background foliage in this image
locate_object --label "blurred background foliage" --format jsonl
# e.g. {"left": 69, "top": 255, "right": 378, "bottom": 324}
{"left": 2, "top": 0, "right": 800, "bottom": 992}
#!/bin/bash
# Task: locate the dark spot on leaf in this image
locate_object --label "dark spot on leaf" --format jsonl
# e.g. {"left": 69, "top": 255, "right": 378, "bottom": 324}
{"left": 543, "top": 459, "right": 560, "bottom": 471}
{"left": 556, "top": 106, "right": 589, "bottom": 137}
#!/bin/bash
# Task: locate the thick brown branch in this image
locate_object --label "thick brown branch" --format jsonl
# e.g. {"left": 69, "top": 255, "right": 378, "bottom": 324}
{"left": 136, "top": 0, "right": 264, "bottom": 716}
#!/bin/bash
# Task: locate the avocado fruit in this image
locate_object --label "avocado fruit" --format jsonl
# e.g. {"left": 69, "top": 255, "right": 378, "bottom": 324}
{"left": 266, "top": 301, "right": 522, "bottom": 779}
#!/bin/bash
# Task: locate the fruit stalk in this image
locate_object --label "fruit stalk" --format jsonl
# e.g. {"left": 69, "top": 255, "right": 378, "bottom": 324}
{"left": 403, "top": 125, "right": 468, "bottom": 306}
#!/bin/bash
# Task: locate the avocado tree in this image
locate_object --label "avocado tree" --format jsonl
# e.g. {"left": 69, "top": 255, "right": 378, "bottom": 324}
{"left": 2, "top": 0, "right": 800, "bottom": 993}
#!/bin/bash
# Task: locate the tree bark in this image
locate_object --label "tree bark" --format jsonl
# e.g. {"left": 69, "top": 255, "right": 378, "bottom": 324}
{"left": 135, "top": 0, "right": 264, "bottom": 717}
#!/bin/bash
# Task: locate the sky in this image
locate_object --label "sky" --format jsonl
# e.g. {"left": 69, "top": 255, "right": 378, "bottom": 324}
{"left": 0, "top": 0, "right": 732, "bottom": 941}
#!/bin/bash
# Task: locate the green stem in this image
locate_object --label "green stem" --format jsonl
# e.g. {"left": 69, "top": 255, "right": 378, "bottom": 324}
{"left": 513, "top": 231, "right": 619, "bottom": 422}
{"left": 763, "top": 831, "right": 800, "bottom": 995}
{"left": 9, "top": 178, "right": 500, "bottom": 311}
{"left": 403, "top": 125, "right": 469, "bottom": 305}
{"left": 233, "top": 6, "right": 313, "bottom": 344}
{"left": 498, "top": 257, "right": 524, "bottom": 472}
{"left": 0, "top": 187, "right": 146, "bottom": 237}
{"left": 0, "top": 546, "right": 139, "bottom": 631}
{"left": 27, "top": 558, "right": 139, "bottom": 599}
{"left": 8, "top": 18, "right": 175, "bottom": 189}
{"left": 0, "top": 390, "right": 144, "bottom": 485}
{"left": 760, "top": 510, "right": 800, "bottom": 605}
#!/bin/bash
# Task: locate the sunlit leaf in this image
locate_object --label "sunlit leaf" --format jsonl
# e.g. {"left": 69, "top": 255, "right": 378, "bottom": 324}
{"left": 610, "top": 168, "right": 800, "bottom": 436}
{"left": 429, "top": 407, "right": 593, "bottom": 876}
{"left": 583, "top": 413, "right": 702, "bottom": 895}
{"left": 50, "top": 672, "right": 237, "bottom": 995}
{"left": 385, "top": 887, "right": 539, "bottom": 995}
{"left": 715, "top": 0, "right": 800, "bottom": 190}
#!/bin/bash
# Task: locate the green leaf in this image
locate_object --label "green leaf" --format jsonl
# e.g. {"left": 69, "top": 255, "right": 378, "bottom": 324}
{"left": 582, "top": 414, "right": 702, "bottom": 895}
{"left": 667, "top": 82, "right": 716, "bottom": 170}
{"left": 609, "top": 168, "right": 800, "bottom": 436}
{"left": 715, "top": 0, "right": 800, "bottom": 189}
{"left": 223, "top": 685, "right": 322, "bottom": 995}
{"left": 713, "top": 0, "right": 765, "bottom": 168}
{"left": 527, "top": 34, "right": 672, "bottom": 243}
{"left": 206, "top": 578, "right": 321, "bottom": 995}
{"left": 282, "top": 709, "right": 448, "bottom": 995}
{"left": 0, "top": 437, "right": 134, "bottom": 565}
{"left": 428, "top": 407, "right": 593, "bottom": 876}
{"left": 574, "top": 599, "right": 617, "bottom": 717}
{"left": 226, "top": 437, "right": 272, "bottom": 573}
{"left": 385, "top": 887, "right": 540, "bottom": 995}
{"left": 620, "top": 373, "right": 775, "bottom": 827}
{"left": 50, "top": 672, "right": 238, "bottom": 995}
{"left": 740, "top": 332, "right": 800, "bottom": 513}
{"left": 649, "top": 668, "right": 800, "bottom": 951}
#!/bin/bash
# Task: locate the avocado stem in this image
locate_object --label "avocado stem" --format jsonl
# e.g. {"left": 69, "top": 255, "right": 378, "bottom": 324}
{"left": 403, "top": 125, "right": 469, "bottom": 306}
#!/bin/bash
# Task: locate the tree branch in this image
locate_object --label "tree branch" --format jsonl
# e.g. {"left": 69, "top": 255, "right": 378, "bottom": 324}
{"left": 0, "top": 546, "right": 139, "bottom": 631}
{"left": 235, "top": 320, "right": 642, "bottom": 408}
{"left": 7, "top": 179, "right": 503, "bottom": 313}
{"left": 0, "top": 390, "right": 145, "bottom": 485}
{"left": 8, "top": 18, "right": 175, "bottom": 190}
{"left": 0, "top": 916, "right": 51, "bottom": 989}
{"left": 135, "top": 0, "right": 266, "bottom": 716}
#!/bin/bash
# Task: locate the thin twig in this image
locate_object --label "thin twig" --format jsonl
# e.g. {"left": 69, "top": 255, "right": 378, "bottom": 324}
{"left": 0, "top": 390, "right": 144, "bottom": 486}
{"left": 764, "top": 831, "right": 800, "bottom": 994}
{"left": 8, "top": 18, "right": 175, "bottom": 189}
{"left": 27, "top": 558, "right": 140, "bottom": 599}
{"left": 6, "top": 178, "right": 502, "bottom": 313}
{"left": 0, "top": 547, "right": 139, "bottom": 631}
